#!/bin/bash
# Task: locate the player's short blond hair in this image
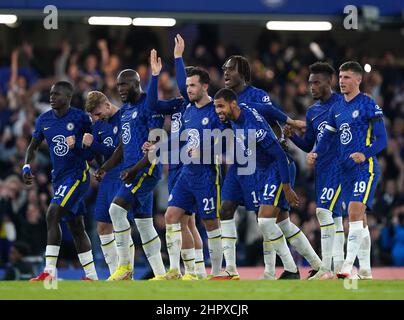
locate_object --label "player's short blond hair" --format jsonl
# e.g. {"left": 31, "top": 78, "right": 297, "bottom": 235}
{"left": 85, "top": 91, "right": 109, "bottom": 113}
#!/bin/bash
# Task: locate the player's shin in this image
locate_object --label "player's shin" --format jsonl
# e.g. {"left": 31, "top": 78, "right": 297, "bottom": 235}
{"left": 341, "top": 220, "right": 364, "bottom": 275}
{"left": 109, "top": 203, "right": 131, "bottom": 266}
{"left": 99, "top": 233, "right": 118, "bottom": 275}
{"left": 316, "top": 208, "right": 336, "bottom": 271}
{"left": 358, "top": 226, "right": 371, "bottom": 273}
{"left": 195, "top": 249, "right": 207, "bottom": 279}
{"left": 135, "top": 218, "right": 165, "bottom": 276}
{"left": 278, "top": 217, "right": 322, "bottom": 270}
{"left": 258, "top": 217, "right": 297, "bottom": 273}
{"left": 221, "top": 218, "right": 238, "bottom": 273}
{"left": 44, "top": 245, "right": 60, "bottom": 276}
{"left": 206, "top": 228, "right": 223, "bottom": 276}
{"left": 181, "top": 248, "right": 196, "bottom": 275}
{"left": 166, "top": 223, "right": 182, "bottom": 273}
{"left": 333, "top": 217, "right": 345, "bottom": 273}
{"left": 263, "top": 240, "right": 276, "bottom": 279}
{"left": 78, "top": 250, "right": 98, "bottom": 280}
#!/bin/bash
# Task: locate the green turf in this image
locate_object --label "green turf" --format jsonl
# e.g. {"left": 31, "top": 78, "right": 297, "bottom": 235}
{"left": 1, "top": 280, "right": 404, "bottom": 300}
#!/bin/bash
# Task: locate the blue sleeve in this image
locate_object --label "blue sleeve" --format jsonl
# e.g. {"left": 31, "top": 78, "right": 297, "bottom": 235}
{"left": 154, "top": 98, "right": 184, "bottom": 115}
{"left": 290, "top": 112, "right": 315, "bottom": 152}
{"left": 363, "top": 119, "right": 387, "bottom": 159}
{"left": 314, "top": 129, "right": 334, "bottom": 154}
{"left": 147, "top": 112, "right": 165, "bottom": 129}
{"left": 90, "top": 140, "right": 115, "bottom": 158}
{"left": 32, "top": 116, "right": 44, "bottom": 141}
{"left": 175, "top": 57, "right": 189, "bottom": 102}
{"left": 247, "top": 102, "right": 288, "bottom": 125}
{"left": 314, "top": 108, "right": 337, "bottom": 155}
{"left": 261, "top": 141, "right": 290, "bottom": 184}
{"left": 145, "top": 75, "right": 159, "bottom": 112}
{"left": 74, "top": 113, "right": 94, "bottom": 160}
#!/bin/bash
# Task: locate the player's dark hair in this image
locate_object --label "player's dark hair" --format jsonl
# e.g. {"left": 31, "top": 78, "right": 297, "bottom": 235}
{"left": 187, "top": 67, "right": 210, "bottom": 85}
{"left": 54, "top": 81, "right": 74, "bottom": 94}
{"left": 223, "top": 55, "right": 251, "bottom": 82}
{"left": 214, "top": 88, "right": 238, "bottom": 103}
{"left": 339, "top": 61, "right": 364, "bottom": 76}
{"left": 309, "top": 62, "right": 335, "bottom": 79}
{"left": 185, "top": 66, "right": 195, "bottom": 77}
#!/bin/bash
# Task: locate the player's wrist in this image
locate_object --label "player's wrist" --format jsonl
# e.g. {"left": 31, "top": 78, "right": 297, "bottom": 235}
{"left": 22, "top": 164, "right": 31, "bottom": 174}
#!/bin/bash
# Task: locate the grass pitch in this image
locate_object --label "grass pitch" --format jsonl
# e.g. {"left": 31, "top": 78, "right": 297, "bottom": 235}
{"left": 0, "top": 280, "right": 404, "bottom": 300}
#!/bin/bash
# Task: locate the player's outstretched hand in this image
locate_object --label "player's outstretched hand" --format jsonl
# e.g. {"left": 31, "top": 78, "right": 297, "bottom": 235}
{"left": 120, "top": 168, "right": 137, "bottom": 184}
{"left": 94, "top": 168, "right": 106, "bottom": 182}
{"left": 306, "top": 152, "right": 317, "bottom": 166}
{"left": 82, "top": 133, "right": 94, "bottom": 147}
{"left": 283, "top": 184, "right": 299, "bottom": 208}
{"left": 66, "top": 135, "right": 76, "bottom": 149}
{"left": 174, "top": 34, "right": 185, "bottom": 58}
{"left": 350, "top": 152, "right": 366, "bottom": 164}
{"left": 283, "top": 124, "right": 295, "bottom": 138}
{"left": 290, "top": 119, "right": 306, "bottom": 134}
{"left": 150, "top": 49, "right": 162, "bottom": 76}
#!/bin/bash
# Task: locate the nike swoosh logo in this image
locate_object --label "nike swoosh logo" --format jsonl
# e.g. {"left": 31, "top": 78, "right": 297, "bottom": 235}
{"left": 185, "top": 120, "right": 190, "bottom": 123}
{"left": 335, "top": 114, "right": 341, "bottom": 117}
{"left": 321, "top": 201, "right": 328, "bottom": 204}
{"left": 44, "top": 127, "right": 50, "bottom": 130}
{"left": 98, "top": 131, "right": 104, "bottom": 134}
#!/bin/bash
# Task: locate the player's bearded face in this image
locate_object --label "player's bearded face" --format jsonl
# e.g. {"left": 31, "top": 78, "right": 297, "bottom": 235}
{"left": 214, "top": 98, "right": 231, "bottom": 122}
{"left": 186, "top": 76, "right": 204, "bottom": 102}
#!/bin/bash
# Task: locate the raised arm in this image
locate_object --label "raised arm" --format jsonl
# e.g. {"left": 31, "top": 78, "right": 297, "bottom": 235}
{"left": 174, "top": 34, "right": 189, "bottom": 102}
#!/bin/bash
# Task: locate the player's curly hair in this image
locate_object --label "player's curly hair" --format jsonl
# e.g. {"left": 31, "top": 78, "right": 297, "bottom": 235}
{"left": 309, "top": 62, "right": 335, "bottom": 78}
{"left": 85, "top": 91, "right": 109, "bottom": 113}
{"left": 223, "top": 55, "right": 251, "bottom": 82}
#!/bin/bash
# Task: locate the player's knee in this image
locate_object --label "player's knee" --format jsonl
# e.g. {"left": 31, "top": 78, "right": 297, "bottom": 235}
{"left": 97, "top": 222, "right": 113, "bottom": 235}
{"left": 67, "top": 216, "right": 85, "bottom": 236}
{"left": 46, "top": 205, "right": 62, "bottom": 226}
{"left": 220, "top": 201, "right": 237, "bottom": 220}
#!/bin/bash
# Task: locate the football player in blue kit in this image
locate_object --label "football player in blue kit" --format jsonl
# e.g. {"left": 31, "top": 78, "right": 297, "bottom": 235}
{"left": 284, "top": 62, "right": 345, "bottom": 279}
{"left": 143, "top": 43, "right": 207, "bottom": 280}
{"left": 214, "top": 88, "right": 301, "bottom": 279}
{"left": 83, "top": 91, "right": 136, "bottom": 277}
{"left": 23, "top": 81, "right": 98, "bottom": 281}
{"left": 218, "top": 55, "right": 321, "bottom": 279}
{"left": 307, "top": 61, "right": 387, "bottom": 279}
{"left": 160, "top": 65, "right": 227, "bottom": 280}
{"left": 94, "top": 59, "right": 166, "bottom": 281}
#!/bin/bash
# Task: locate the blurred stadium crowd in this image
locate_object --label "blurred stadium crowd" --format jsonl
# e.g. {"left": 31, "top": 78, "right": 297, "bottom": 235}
{"left": 0, "top": 25, "right": 403, "bottom": 279}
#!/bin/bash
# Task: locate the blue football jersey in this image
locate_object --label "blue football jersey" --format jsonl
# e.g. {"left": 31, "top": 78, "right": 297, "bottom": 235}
{"left": 237, "top": 85, "right": 272, "bottom": 106}
{"left": 306, "top": 93, "right": 342, "bottom": 171}
{"left": 231, "top": 105, "right": 280, "bottom": 170}
{"left": 91, "top": 109, "right": 123, "bottom": 180}
{"left": 326, "top": 92, "right": 384, "bottom": 171}
{"left": 181, "top": 100, "right": 226, "bottom": 176}
{"left": 120, "top": 93, "right": 164, "bottom": 174}
{"left": 155, "top": 99, "right": 190, "bottom": 170}
{"left": 32, "top": 107, "right": 92, "bottom": 182}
